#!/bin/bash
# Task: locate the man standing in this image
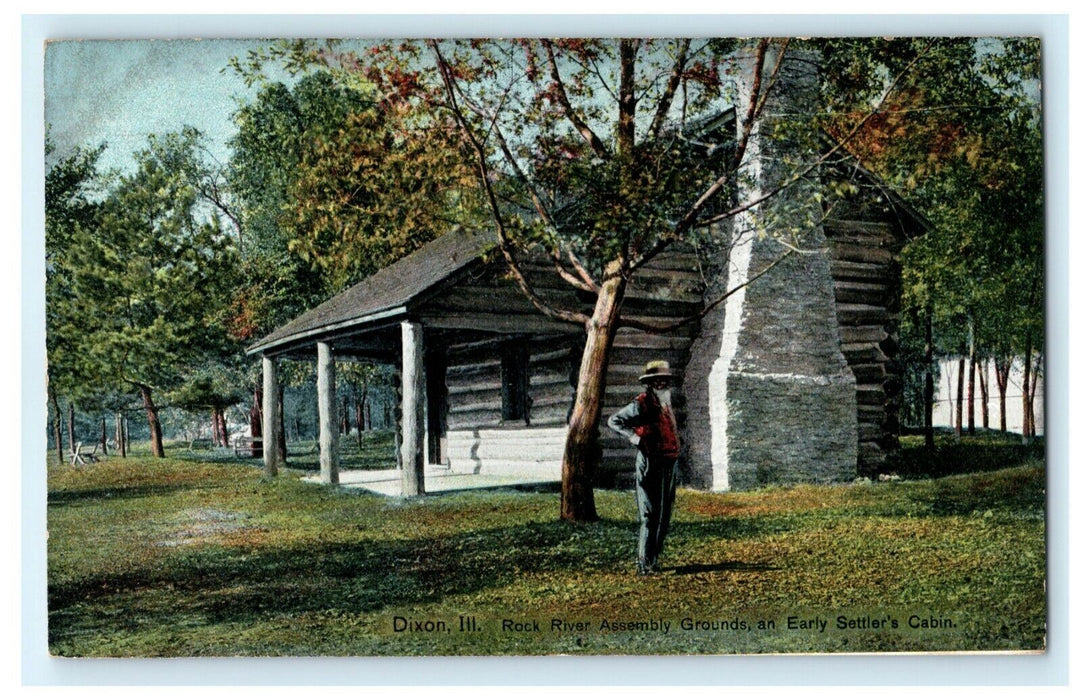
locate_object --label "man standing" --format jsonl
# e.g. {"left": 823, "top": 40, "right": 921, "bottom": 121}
{"left": 607, "top": 360, "right": 681, "bottom": 576}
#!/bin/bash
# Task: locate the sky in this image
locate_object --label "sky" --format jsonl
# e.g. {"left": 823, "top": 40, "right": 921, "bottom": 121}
{"left": 44, "top": 39, "right": 282, "bottom": 172}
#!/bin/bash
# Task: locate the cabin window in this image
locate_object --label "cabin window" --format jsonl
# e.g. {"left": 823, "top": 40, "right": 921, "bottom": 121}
{"left": 500, "top": 344, "right": 530, "bottom": 423}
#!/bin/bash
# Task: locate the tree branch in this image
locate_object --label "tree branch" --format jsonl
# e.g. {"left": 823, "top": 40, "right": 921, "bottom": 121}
{"left": 541, "top": 39, "right": 611, "bottom": 159}
{"left": 647, "top": 39, "right": 691, "bottom": 140}
{"left": 447, "top": 79, "right": 599, "bottom": 293}
{"left": 629, "top": 41, "right": 930, "bottom": 274}
{"left": 429, "top": 40, "right": 590, "bottom": 327}
{"left": 619, "top": 250, "right": 794, "bottom": 334}
{"left": 617, "top": 39, "right": 638, "bottom": 157}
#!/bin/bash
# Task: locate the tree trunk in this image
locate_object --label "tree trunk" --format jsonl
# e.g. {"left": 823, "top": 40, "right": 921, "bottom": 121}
{"left": 277, "top": 385, "right": 287, "bottom": 463}
{"left": 219, "top": 408, "right": 230, "bottom": 447}
{"left": 115, "top": 412, "right": 127, "bottom": 458}
{"left": 67, "top": 402, "right": 76, "bottom": 453}
{"left": 923, "top": 305, "right": 934, "bottom": 449}
{"left": 50, "top": 392, "right": 64, "bottom": 464}
{"left": 123, "top": 415, "right": 130, "bottom": 454}
{"left": 966, "top": 320, "right": 976, "bottom": 435}
{"left": 1021, "top": 341, "right": 1033, "bottom": 443}
{"left": 995, "top": 357, "right": 1010, "bottom": 433}
{"left": 954, "top": 357, "right": 964, "bottom": 441}
{"left": 977, "top": 361, "right": 989, "bottom": 430}
{"left": 210, "top": 408, "right": 220, "bottom": 446}
{"left": 250, "top": 386, "right": 264, "bottom": 458}
{"left": 1026, "top": 353, "right": 1041, "bottom": 438}
{"left": 561, "top": 264, "right": 626, "bottom": 523}
{"left": 100, "top": 417, "right": 108, "bottom": 456}
{"left": 357, "top": 378, "right": 367, "bottom": 452}
{"left": 138, "top": 384, "right": 165, "bottom": 457}
{"left": 1031, "top": 355, "right": 1041, "bottom": 436}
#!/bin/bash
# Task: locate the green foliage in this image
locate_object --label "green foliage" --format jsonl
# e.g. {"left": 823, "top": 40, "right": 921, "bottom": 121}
{"left": 167, "top": 368, "right": 245, "bottom": 412}
{"left": 45, "top": 139, "right": 107, "bottom": 403}
{"left": 226, "top": 70, "right": 481, "bottom": 337}
{"left": 818, "top": 38, "right": 1044, "bottom": 422}
{"left": 49, "top": 131, "right": 240, "bottom": 401}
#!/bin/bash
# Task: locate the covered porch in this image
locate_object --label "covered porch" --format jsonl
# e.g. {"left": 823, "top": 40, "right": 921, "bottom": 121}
{"left": 245, "top": 229, "right": 580, "bottom": 497}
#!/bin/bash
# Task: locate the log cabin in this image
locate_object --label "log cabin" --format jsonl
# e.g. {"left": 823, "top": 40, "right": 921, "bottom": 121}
{"left": 245, "top": 166, "right": 924, "bottom": 495}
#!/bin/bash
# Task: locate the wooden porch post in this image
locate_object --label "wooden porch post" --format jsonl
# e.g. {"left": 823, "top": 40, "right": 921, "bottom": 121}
{"left": 400, "top": 320, "right": 426, "bottom": 496}
{"left": 262, "top": 355, "right": 281, "bottom": 477}
{"left": 317, "top": 341, "right": 340, "bottom": 485}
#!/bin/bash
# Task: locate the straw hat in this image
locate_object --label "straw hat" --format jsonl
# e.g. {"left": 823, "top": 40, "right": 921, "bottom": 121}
{"left": 638, "top": 359, "right": 676, "bottom": 384}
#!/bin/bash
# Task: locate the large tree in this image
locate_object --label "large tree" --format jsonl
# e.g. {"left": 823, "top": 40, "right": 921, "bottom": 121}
{"left": 45, "top": 139, "right": 106, "bottom": 461}
{"left": 351, "top": 38, "right": 926, "bottom": 520}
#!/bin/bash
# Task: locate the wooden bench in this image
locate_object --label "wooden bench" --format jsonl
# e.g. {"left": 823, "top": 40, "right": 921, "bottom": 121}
{"left": 233, "top": 436, "right": 260, "bottom": 457}
{"left": 69, "top": 441, "right": 100, "bottom": 466}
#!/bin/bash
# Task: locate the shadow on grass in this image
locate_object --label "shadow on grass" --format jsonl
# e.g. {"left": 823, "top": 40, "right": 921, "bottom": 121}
{"left": 887, "top": 431, "right": 1044, "bottom": 480}
{"left": 47, "top": 483, "right": 202, "bottom": 507}
{"left": 925, "top": 465, "right": 1046, "bottom": 516}
{"left": 49, "top": 519, "right": 630, "bottom": 629}
{"left": 48, "top": 505, "right": 796, "bottom": 636}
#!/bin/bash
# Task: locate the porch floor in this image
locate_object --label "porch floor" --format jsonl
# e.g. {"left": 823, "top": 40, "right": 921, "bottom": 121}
{"left": 300, "top": 464, "right": 561, "bottom": 496}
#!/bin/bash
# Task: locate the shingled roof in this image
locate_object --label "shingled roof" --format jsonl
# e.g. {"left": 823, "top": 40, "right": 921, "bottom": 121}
{"left": 247, "top": 228, "right": 495, "bottom": 355}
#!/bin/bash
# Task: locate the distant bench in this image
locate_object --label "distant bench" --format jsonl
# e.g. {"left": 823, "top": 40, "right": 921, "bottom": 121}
{"left": 233, "top": 436, "right": 260, "bottom": 457}
{"left": 70, "top": 441, "right": 100, "bottom": 466}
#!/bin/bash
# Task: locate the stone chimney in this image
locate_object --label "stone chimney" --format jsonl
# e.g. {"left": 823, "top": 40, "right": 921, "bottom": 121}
{"left": 683, "top": 45, "right": 857, "bottom": 491}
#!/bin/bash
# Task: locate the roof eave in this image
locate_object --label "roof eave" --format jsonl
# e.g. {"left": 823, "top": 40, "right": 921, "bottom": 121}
{"left": 245, "top": 305, "right": 409, "bottom": 357}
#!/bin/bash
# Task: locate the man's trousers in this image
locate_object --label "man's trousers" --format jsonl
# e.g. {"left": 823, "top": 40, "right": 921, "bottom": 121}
{"left": 635, "top": 454, "right": 678, "bottom": 570}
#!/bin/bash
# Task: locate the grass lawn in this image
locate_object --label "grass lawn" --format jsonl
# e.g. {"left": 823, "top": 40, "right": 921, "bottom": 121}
{"left": 47, "top": 434, "right": 1046, "bottom": 656}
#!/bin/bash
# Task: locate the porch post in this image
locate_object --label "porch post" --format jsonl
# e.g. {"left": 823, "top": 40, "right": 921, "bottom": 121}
{"left": 317, "top": 341, "right": 340, "bottom": 485}
{"left": 261, "top": 354, "right": 281, "bottom": 477}
{"left": 400, "top": 320, "right": 426, "bottom": 496}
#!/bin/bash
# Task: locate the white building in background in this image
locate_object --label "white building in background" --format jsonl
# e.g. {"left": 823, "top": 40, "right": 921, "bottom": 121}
{"left": 931, "top": 357, "right": 1044, "bottom": 436}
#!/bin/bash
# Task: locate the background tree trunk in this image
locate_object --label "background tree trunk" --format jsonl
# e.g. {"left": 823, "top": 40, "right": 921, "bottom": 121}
{"left": 51, "top": 393, "right": 64, "bottom": 464}
{"left": 995, "top": 357, "right": 1010, "bottom": 433}
{"left": 115, "top": 412, "right": 127, "bottom": 458}
{"left": 138, "top": 384, "right": 165, "bottom": 457}
{"left": 561, "top": 267, "right": 626, "bottom": 523}
{"left": 1021, "top": 338, "right": 1033, "bottom": 443}
{"left": 210, "top": 407, "right": 221, "bottom": 446}
{"left": 954, "top": 357, "right": 964, "bottom": 441}
{"left": 277, "top": 385, "right": 287, "bottom": 463}
{"left": 219, "top": 408, "right": 230, "bottom": 447}
{"left": 250, "top": 386, "right": 264, "bottom": 458}
{"left": 977, "top": 361, "right": 989, "bottom": 429}
{"left": 67, "top": 402, "right": 76, "bottom": 454}
{"left": 966, "top": 320, "right": 976, "bottom": 435}
{"left": 361, "top": 379, "right": 370, "bottom": 450}
{"left": 1026, "top": 353, "right": 1040, "bottom": 438}
{"left": 100, "top": 417, "right": 108, "bottom": 455}
{"left": 923, "top": 305, "right": 934, "bottom": 449}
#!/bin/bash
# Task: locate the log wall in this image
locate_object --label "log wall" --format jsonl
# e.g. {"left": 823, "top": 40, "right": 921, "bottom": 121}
{"left": 420, "top": 249, "right": 703, "bottom": 483}
{"left": 823, "top": 217, "right": 905, "bottom": 471}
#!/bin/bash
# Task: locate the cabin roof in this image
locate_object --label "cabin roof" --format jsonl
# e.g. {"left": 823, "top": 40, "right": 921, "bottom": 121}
{"left": 246, "top": 228, "right": 494, "bottom": 356}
